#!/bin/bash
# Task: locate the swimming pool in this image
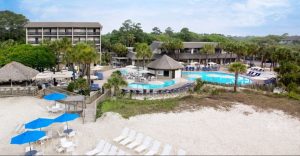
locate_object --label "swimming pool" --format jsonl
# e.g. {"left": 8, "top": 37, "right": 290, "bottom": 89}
{"left": 128, "top": 80, "right": 176, "bottom": 89}
{"left": 182, "top": 71, "right": 252, "bottom": 85}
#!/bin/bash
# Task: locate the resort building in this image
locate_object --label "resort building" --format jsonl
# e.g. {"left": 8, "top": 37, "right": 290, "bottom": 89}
{"left": 149, "top": 41, "right": 237, "bottom": 64}
{"left": 280, "top": 36, "right": 300, "bottom": 44}
{"left": 147, "top": 55, "right": 184, "bottom": 79}
{"left": 24, "top": 22, "right": 102, "bottom": 52}
{"left": 112, "top": 41, "right": 237, "bottom": 67}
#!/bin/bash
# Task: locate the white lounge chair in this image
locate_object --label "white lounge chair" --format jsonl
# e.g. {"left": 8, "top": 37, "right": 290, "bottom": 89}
{"left": 127, "top": 133, "right": 144, "bottom": 149}
{"left": 161, "top": 144, "right": 172, "bottom": 155}
{"left": 120, "top": 130, "right": 136, "bottom": 145}
{"left": 134, "top": 136, "right": 153, "bottom": 153}
{"left": 145, "top": 140, "right": 161, "bottom": 155}
{"left": 107, "top": 145, "right": 117, "bottom": 155}
{"left": 177, "top": 149, "right": 186, "bottom": 155}
{"left": 117, "top": 150, "right": 125, "bottom": 155}
{"left": 85, "top": 140, "right": 106, "bottom": 155}
{"left": 113, "top": 127, "right": 130, "bottom": 142}
{"left": 97, "top": 142, "right": 112, "bottom": 155}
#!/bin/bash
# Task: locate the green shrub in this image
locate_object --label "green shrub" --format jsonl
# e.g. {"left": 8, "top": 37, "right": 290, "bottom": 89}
{"left": 67, "top": 82, "right": 75, "bottom": 92}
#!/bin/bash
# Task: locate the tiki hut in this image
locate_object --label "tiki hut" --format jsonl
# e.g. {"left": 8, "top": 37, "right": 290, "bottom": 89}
{"left": 0, "top": 62, "right": 39, "bottom": 85}
{"left": 147, "top": 54, "right": 184, "bottom": 79}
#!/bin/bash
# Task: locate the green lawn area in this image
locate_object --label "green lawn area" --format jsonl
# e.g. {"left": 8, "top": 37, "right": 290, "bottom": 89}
{"left": 96, "top": 89, "right": 300, "bottom": 119}
{"left": 96, "top": 98, "right": 179, "bottom": 118}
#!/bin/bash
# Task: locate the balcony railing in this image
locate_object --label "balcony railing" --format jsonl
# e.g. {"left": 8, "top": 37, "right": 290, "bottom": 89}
{"left": 87, "top": 32, "right": 100, "bottom": 35}
{"left": 58, "top": 32, "right": 72, "bottom": 35}
{"left": 73, "top": 32, "right": 86, "bottom": 35}
{"left": 43, "top": 32, "right": 58, "bottom": 35}
{"left": 28, "top": 41, "right": 40, "bottom": 44}
{"left": 28, "top": 32, "right": 42, "bottom": 35}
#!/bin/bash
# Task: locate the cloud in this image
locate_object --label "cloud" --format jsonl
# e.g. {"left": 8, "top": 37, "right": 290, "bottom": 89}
{"left": 16, "top": 0, "right": 299, "bottom": 35}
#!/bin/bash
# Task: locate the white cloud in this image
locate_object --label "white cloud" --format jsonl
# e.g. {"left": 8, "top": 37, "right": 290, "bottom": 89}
{"left": 18, "top": 0, "right": 297, "bottom": 35}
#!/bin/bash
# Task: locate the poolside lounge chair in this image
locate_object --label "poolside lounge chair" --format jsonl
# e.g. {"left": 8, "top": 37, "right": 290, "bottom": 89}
{"left": 145, "top": 140, "right": 161, "bottom": 155}
{"left": 120, "top": 130, "right": 137, "bottom": 145}
{"left": 85, "top": 140, "right": 106, "bottom": 155}
{"left": 161, "top": 144, "right": 172, "bottom": 155}
{"left": 107, "top": 145, "right": 118, "bottom": 155}
{"left": 134, "top": 136, "right": 153, "bottom": 153}
{"left": 113, "top": 127, "right": 130, "bottom": 142}
{"left": 177, "top": 149, "right": 186, "bottom": 155}
{"left": 97, "top": 142, "right": 112, "bottom": 155}
{"left": 127, "top": 133, "right": 144, "bottom": 149}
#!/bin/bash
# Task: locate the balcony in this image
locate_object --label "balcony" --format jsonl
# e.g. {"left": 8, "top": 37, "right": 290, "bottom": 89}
{"left": 87, "top": 32, "right": 100, "bottom": 35}
{"left": 28, "top": 32, "right": 42, "bottom": 35}
{"left": 73, "top": 32, "right": 86, "bottom": 35}
{"left": 44, "top": 32, "right": 58, "bottom": 35}
{"left": 58, "top": 32, "right": 72, "bottom": 35}
{"left": 28, "top": 41, "right": 40, "bottom": 44}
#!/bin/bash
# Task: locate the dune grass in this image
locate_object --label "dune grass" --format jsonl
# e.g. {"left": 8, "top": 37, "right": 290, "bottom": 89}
{"left": 96, "top": 89, "right": 300, "bottom": 119}
{"left": 96, "top": 98, "right": 179, "bottom": 118}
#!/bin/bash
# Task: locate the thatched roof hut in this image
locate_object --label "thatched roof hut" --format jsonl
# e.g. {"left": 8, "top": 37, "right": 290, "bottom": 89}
{"left": 0, "top": 61, "right": 39, "bottom": 82}
{"left": 147, "top": 54, "right": 184, "bottom": 70}
{"left": 147, "top": 55, "right": 183, "bottom": 79}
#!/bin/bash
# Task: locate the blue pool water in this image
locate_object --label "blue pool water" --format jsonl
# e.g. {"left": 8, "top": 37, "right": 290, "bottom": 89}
{"left": 128, "top": 80, "right": 176, "bottom": 89}
{"left": 182, "top": 71, "right": 252, "bottom": 85}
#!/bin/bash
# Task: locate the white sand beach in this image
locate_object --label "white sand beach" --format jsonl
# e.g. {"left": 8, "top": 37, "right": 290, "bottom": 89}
{"left": 1, "top": 96, "right": 300, "bottom": 155}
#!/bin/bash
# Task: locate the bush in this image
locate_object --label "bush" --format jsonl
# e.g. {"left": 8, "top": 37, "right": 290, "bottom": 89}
{"left": 67, "top": 82, "right": 75, "bottom": 92}
{"left": 194, "top": 78, "right": 205, "bottom": 93}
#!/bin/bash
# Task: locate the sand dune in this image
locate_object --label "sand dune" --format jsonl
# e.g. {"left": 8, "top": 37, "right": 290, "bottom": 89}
{"left": 1, "top": 97, "right": 300, "bottom": 155}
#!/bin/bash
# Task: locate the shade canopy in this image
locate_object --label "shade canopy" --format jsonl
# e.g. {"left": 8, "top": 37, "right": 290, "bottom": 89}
{"left": 54, "top": 113, "right": 79, "bottom": 123}
{"left": 147, "top": 55, "right": 184, "bottom": 70}
{"left": 43, "top": 93, "right": 67, "bottom": 101}
{"left": 25, "top": 118, "right": 54, "bottom": 129}
{"left": 11, "top": 131, "right": 46, "bottom": 145}
{"left": 0, "top": 61, "right": 39, "bottom": 82}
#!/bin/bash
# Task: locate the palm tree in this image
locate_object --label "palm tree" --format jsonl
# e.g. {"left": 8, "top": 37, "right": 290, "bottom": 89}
{"left": 245, "top": 42, "right": 259, "bottom": 65}
{"left": 161, "top": 38, "right": 183, "bottom": 60}
{"left": 74, "top": 43, "right": 98, "bottom": 86}
{"left": 201, "top": 44, "right": 215, "bottom": 65}
{"left": 135, "top": 43, "right": 152, "bottom": 69}
{"left": 228, "top": 62, "right": 247, "bottom": 92}
{"left": 104, "top": 71, "right": 127, "bottom": 96}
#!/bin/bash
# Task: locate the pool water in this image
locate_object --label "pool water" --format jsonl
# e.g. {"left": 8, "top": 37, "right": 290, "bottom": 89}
{"left": 182, "top": 71, "right": 252, "bottom": 85}
{"left": 128, "top": 80, "right": 176, "bottom": 89}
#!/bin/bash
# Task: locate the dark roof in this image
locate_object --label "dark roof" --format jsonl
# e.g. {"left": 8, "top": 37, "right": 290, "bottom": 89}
{"left": 282, "top": 36, "right": 300, "bottom": 41}
{"left": 25, "top": 22, "right": 102, "bottom": 28}
{"left": 147, "top": 55, "right": 184, "bottom": 70}
{"left": 150, "top": 41, "right": 218, "bottom": 51}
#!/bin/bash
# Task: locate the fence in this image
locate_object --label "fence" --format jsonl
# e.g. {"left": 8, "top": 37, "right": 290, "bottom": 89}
{"left": 0, "top": 86, "right": 38, "bottom": 97}
{"left": 93, "top": 90, "right": 111, "bottom": 122}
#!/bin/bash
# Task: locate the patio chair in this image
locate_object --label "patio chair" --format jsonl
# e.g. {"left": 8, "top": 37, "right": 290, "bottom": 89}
{"left": 57, "top": 130, "right": 66, "bottom": 137}
{"left": 107, "top": 145, "right": 118, "bottom": 155}
{"left": 145, "top": 140, "right": 161, "bottom": 155}
{"left": 85, "top": 140, "right": 106, "bottom": 155}
{"left": 97, "top": 142, "right": 112, "bottom": 155}
{"left": 126, "top": 133, "right": 144, "bottom": 149}
{"left": 161, "top": 144, "right": 172, "bottom": 155}
{"left": 177, "top": 149, "right": 186, "bottom": 155}
{"left": 113, "top": 127, "right": 130, "bottom": 142}
{"left": 117, "top": 150, "right": 125, "bottom": 155}
{"left": 134, "top": 136, "right": 153, "bottom": 153}
{"left": 120, "top": 130, "right": 137, "bottom": 145}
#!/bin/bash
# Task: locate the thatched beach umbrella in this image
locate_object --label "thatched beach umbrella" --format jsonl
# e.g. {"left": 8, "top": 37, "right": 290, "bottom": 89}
{"left": 0, "top": 61, "right": 39, "bottom": 86}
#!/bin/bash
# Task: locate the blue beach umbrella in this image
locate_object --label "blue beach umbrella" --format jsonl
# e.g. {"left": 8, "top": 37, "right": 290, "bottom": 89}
{"left": 43, "top": 92, "right": 67, "bottom": 101}
{"left": 54, "top": 113, "right": 79, "bottom": 133}
{"left": 25, "top": 118, "right": 54, "bottom": 130}
{"left": 11, "top": 131, "right": 46, "bottom": 155}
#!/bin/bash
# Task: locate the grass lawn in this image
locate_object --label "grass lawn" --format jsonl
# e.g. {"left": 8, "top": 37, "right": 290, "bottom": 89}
{"left": 97, "top": 90, "right": 300, "bottom": 119}
{"left": 97, "top": 98, "right": 179, "bottom": 118}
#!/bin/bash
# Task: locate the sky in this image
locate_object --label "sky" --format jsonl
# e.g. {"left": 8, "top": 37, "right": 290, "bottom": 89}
{"left": 1, "top": 0, "right": 300, "bottom": 36}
